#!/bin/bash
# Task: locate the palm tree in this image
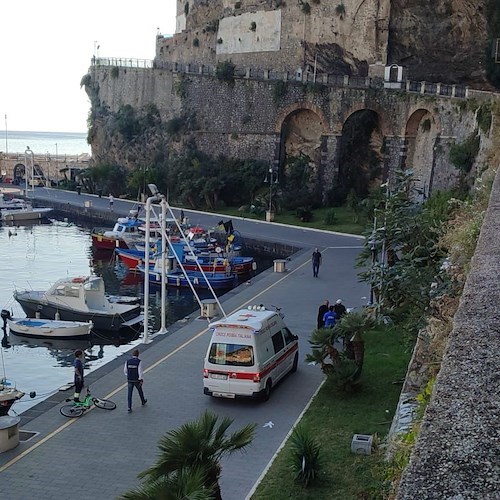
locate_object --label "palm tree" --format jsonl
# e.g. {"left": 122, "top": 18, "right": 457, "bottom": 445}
{"left": 137, "top": 410, "right": 256, "bottom": 500}
{"left": 121, "top": 466, "right": 214, "bottom": 500}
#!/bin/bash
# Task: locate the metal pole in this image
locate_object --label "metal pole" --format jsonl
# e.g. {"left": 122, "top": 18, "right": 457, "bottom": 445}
{"left": 55, "top": 143, "right": 58, "bottom": 184}
{"left": 4, "top": 114, "right": 7, "bottom": 155}
{"left": 158, "top": 198, "right": 168, "bottom": 334}
{"left": 143, "top": 195, "right": 157, "bottom": 344}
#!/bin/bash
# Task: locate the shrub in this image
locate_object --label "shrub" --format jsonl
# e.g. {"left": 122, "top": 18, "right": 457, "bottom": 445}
{"left": 111, "top": 66, "right": 119, "bottom": 78}
{"left": 272, "top": 80, "right": 288, "bottom": 103}
{"left": 250, "top": 21, "right": 256, "bottom": 31}
{"left": 301, "top": 2, "right": 311, "bottom": 14}
{"left": 324, "top": 208, "right": 337, "bottom": 225}
{"left": 184, "top": 2, "right": 189, "bottom": 16}
{"left": 296, "top": 206, "right": 313, "bottom": 222}
{"left": 192, "top": 37, "right": 199, "bottom": 47}
{"left": 449, "top": 133, "right": 480, "bottom": 173}
{"left": 215, "top": 61, "right": 235, "bottom": 83}
{"left": 335, "top": 3, "right": 346, "bottom": 17}
{"left": 288, "top": 424, "right": 322, "bottom": 487}
{"left": 476, "top": 104, "right": 492, "bottom": 134}
{"left": 217, "top": 37, "right": 223, "bottom": 44}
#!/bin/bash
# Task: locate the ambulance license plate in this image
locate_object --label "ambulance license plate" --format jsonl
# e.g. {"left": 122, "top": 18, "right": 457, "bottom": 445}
{"left": 213, "top": 392, "right": 235, "bottom": 399}
{"left": 210, "top": 373, "right": 228, "bottom": 380}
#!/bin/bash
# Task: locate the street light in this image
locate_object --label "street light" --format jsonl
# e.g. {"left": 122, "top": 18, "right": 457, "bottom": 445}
{"left": 24, "top": 146, "right": 34, "bottom": 195}
{"left": 55, "top": 143, "right": 58, "bottom": 184}
{"left": 264, "top": 165, "right": 278, "bottom": 222}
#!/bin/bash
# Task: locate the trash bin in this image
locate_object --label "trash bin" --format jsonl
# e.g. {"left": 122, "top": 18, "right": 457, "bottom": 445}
{"left": 200, "top": 299, "right": 218, "bottom": 318}
{"left": 0, "top": 416, "right": 21, "bottom": 453}
{"left": 76, "top": 186, "right": 82, "bottom": 195}
{"left": 351, "top": 434, "right": 373, "bottom": 455}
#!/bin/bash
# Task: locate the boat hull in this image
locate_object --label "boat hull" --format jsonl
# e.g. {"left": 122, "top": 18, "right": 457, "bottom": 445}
{"left": 1, "top": 207, "right": 53, "bottom": 221}
{"left": 7, "top": 318, "right": 92, "bottom": 339}
{"left": 139, "top": 267, "right": 237, "bottom": 290}
{"left": 14, "top": 291, "right": 141, "bottom": 332}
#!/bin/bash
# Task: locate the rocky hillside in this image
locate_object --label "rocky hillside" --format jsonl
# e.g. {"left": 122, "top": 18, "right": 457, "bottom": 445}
{"left": 388, "top": 0, "right": 490, "bottom": 87}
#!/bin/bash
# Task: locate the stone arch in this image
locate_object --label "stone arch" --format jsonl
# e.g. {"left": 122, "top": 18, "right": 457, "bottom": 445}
{"left": 275, "top": 101, "right": 330, "bottom": 135}
{"left": 404, "top": 107, "right": 441, "bottom": 199}
{"left": 336, "top": 107, "right": 385, "bottom": 200}
{"left": 335, "top": 102, "right": 390, "bottom": 136}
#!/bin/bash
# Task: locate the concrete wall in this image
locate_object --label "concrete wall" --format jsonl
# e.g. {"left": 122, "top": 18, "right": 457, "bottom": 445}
{"left": 397, "top": 168, "right": 500, "bottom": 499}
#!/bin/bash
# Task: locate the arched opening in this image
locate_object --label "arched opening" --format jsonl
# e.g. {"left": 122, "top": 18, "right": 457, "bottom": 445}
{"left": 335, "top": 109, "right": 384, "bottom": 204}
{"left": 404, "top": 109, "right": 438, "bottom": 199}
{"left": 278, "top": 108, "right": 325, "bottom": 210}
{"left": 13, "top": 164, "right": 25, "bottom": 185}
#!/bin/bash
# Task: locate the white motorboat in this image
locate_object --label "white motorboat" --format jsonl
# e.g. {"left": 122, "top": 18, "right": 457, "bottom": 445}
{"left": 0, "top": 378, "right": 24, "bottom": 417}
{"left": 7, "top": 317, "right": 93, "bottom": 339}
{"left": 13, "top": 275, "right": 142, "bottom": 331}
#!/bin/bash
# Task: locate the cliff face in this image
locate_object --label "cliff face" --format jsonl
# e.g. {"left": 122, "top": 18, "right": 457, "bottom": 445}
{"left": 388, "top": 0, "right": 489, "bottom": 86}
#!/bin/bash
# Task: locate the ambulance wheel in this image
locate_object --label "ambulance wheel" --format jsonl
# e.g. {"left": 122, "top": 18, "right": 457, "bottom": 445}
{"left": 263, "top": 380, "right": 272, "bottom": 401}
{"left": 291, "top": 353, "right": 298, "bottom": 373}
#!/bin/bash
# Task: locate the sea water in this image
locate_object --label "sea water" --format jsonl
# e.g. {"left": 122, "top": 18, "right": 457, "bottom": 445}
{"left": 2, "top": 130, "right": 90, "bottom": 156}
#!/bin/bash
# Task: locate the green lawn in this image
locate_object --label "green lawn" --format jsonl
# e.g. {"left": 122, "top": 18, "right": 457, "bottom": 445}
{"left": 207, "top": 206, "right": 368, "bottom": 235}
{"left": 251, "top": 326, "right": 410, "bottom": 500}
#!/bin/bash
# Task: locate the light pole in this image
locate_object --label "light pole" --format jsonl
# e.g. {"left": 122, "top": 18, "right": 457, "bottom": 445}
{"left": 24, "top": 146, "right": 34, "bottom": 195}
{"left": 55, "top": 143, "right": 58, "bottom": 184}
{"left": 264, "top": 165, "right": 278, "bottom": 222}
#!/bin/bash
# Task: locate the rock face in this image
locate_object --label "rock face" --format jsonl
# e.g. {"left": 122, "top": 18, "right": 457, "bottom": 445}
{"left": 388, "top": 0, "right": 490, "bottom": 86}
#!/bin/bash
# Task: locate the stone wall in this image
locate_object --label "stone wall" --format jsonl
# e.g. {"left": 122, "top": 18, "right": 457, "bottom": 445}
{"left": 396, "top": 167, "right": 500, "bottom": 499}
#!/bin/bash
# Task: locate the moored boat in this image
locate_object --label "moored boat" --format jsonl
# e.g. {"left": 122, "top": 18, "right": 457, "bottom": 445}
{"left": 91, "top": 210, "right": 143, "bottom": 251}
{"left": 7, "top": 317, "right": 93, "bottom": 339}
{"left": 0, "top": 378, "right": 24, "bottom": 417}
{"left": 13, "top": 275, "right": 142, "bottom": 331}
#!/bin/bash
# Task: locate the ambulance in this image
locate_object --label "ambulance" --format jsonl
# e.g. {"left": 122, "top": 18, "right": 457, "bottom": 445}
{"left": 203, "top": 306, "right": 299, "bottom": 400}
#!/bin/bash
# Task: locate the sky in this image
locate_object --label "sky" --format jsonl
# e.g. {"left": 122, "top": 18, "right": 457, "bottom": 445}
{"left": 0, "top": 1, "right": 177, "bottom": 134}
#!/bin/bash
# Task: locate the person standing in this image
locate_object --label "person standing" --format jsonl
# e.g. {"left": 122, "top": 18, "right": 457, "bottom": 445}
{"left": 124, "top": 349, "right": 147, "bottom": 412}
{"left": 333, "top": 299, "right": 347, "bottom": 319}
{"left": 323, "top": 306, "right": 338, "bottom": 328}
{"left": 73, "top": 350, "right": 85, "bottom": 402}
{"left": 317, "top": 299, "right": 329, "bottom": 329}
{"left": 312, "top": 248, "right": 322, "bottom": 277}
{"left": 108, "top": 194, "right": 114, "bottom": 211}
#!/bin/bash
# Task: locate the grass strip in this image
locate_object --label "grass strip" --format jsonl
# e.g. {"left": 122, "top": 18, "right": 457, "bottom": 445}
{"left": 251, "top": 325, "right": 410, "bottom": 500}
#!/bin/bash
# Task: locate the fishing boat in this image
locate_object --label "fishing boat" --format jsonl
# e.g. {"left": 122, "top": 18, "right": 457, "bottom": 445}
{"left": 137, "top": 264, "right": 237, "bottom": 290}
{"left": 91, "top": 210, "right": 143, "bottom": 251}
{"left": 0, "top": 378, "right": 24, "bottom": 417}
{"left": 7, "top": 317, "right": 93, "bottom": 339}
{"left": 13, "top": 275, "right": 142, "bottom": 331}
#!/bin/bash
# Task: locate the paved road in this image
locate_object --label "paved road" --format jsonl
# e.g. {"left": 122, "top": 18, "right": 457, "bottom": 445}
{"left": 0, "top": 187, "right": 368, "bottom": 499}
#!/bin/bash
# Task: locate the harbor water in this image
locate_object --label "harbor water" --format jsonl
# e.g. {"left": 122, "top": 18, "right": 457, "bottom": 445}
{"left": 0, "top": 217, "right": 271, "bottom": 415}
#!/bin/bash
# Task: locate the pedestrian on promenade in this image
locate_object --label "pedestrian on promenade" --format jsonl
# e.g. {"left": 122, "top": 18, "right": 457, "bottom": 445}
{"left": 323, "top": 306, "right": 338, "bottom": 328}
{"left": 124, "top": 348, "right": 147, "bottom": 412}
{"left": 73, "top": 349, "right": 85, "bottom": 402}
{"left": 333, "top": 299, "right": 347, "bottom": 319}
{"left": 108, "top": 194, "right": 114, "bottom": 211}
{"left": 312, "top": 248, "right": 322, "bottom": 277}
{"left": 317, "top": 299, "right": 329, "bottom": 329}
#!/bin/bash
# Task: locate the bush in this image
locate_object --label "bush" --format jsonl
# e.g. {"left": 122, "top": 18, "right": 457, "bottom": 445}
{"left": 111, "top": 66, "right": 119, "bottom": 78}
{"left": 296, "top": 206, "right": 313, "bottom": 222}
{"left": 192, "top": 37, "right": 199, "bottom": 47}
{"left": 324, "top": 208, "right": 337, "bottom": 225}
{"left": 272, "top": 80, "right": 288, "bottom": 103}
{"left": 476, "top": 105, "right": 492, "bottom": 134}
{"left": 288, "top": 424, "right": 322, "bottom": 487}
{"left": 449, "top": 133, "right": 480, "bottom": 173}
{"left": 215, "top": 61, "right": 235, "bottom": 83}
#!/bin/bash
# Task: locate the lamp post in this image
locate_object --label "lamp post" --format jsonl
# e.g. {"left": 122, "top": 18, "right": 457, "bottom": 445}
{"left": 24, "top": 146, "right": 34, "bottom": 195}
{"left": 264, "top": 165, "right": 278, "bottom": 222}
{"left": 55, "top": 143, "right": 58, "bottom": 185}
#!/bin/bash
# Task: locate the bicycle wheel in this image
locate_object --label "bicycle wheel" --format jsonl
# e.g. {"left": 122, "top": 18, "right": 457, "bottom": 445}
{"left": 93, "top": 398, "right": 116, "bottom": 410}
{"left": 60, "top": 404, "right": 84, "bottom": 418}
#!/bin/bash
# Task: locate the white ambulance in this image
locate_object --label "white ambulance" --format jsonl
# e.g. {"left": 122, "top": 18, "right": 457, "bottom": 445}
{"left": 203, "top": 306, "right": 299, "bottom": 400}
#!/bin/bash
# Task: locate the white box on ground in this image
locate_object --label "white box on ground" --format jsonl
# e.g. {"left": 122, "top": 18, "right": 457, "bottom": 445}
{"left": 351, "top": 434, "right": 373, "bottom": 455}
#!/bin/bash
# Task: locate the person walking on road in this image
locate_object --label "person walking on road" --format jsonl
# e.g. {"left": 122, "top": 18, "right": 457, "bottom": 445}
{"left": 312, "top": 248, "right": 322, "bottom": 277}
{"left": 73, "top": 349, "right": 85, "bottom": 402}
{"left": 124, "top": 349, "right": 147, "bottom": 412}
{"left": 317, "top": 299, "right": 329, "bottom": 329}
{"left": 108, "top": 194, "right": 114, "bottom": 211}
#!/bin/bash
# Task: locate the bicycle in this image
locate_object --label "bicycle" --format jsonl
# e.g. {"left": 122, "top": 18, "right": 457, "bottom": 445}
{"left": 59, "top": 387, "right": 116, "bottom": 418}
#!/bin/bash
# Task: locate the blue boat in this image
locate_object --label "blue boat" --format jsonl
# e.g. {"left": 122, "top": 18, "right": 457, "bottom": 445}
{"left": 137, "top": 265, "right": 237, "bottom": 290}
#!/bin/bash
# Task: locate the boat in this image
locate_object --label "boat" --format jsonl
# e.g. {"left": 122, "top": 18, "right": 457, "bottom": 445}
{"left": 0, "top": 193, "right": 53, "bottom": 222}
{"left": 13, "top": 275, "right": 142, "bottom": 331}
{"left": 7, "top": 317, "right": 93, "bottom": 339}
{"left": 91, "top": 210, "right": 143, "bottom": 251}
{"left": 0, "top": 378, "right": 24, "bottom": 417}
{"left": 137, "top": 265, "right": 237, "bottom": 290}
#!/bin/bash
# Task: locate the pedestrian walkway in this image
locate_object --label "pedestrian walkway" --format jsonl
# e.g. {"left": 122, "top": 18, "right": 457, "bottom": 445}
{"left": 0, "top": 187, "right": 367, "bottom": 499}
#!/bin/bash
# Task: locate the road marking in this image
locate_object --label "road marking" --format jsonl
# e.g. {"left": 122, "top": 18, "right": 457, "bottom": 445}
{"left": 0, "top": 254, "right": 313, "bottom": 472}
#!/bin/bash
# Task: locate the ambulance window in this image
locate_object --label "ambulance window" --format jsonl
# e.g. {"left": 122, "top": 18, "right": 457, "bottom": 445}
{"left": 282, "top": 327, "right": 296, "bottom": 345}
{"left": 271, "top": 332, "right": 285, "bottom": 353}
{"left": 208, "top": 343, "right": 254, "bottom": 366}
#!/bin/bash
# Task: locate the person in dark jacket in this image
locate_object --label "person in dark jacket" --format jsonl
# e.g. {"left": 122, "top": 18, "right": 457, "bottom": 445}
{"left": 333, "top": 299, "right": 347, "bottom": 319}
{"left": 317, "top": 300, "right": 329, "bottom": 329}
{"left": 311, "top": 248, "right": 322, "bottom": 277}
{"left": 73, "top": 349, "right": 84, "bottom": 402}
{"left": 124, "top": 349, "right": 147, "bottom": 412}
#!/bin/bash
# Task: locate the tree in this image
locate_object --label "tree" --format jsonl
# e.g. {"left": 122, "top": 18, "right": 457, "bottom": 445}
{"left": 135, "top": 410, "right": 256, "bottom": 500}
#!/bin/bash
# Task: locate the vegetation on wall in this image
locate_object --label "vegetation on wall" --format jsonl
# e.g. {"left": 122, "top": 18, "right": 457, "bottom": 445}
{"left": 215, "top": 61, "right": 235, "bottom": 83}
{"left": 272, "top": 80, "right": 288, "bottom": 103}
{"left": 111, "top": 66, "right": 119, "bottom": 78}
{"left": 476, "top": 104, "right": 492, "bottom": 134}
{"left": 449, "top": 133, "right": 480, "bottom": 173}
